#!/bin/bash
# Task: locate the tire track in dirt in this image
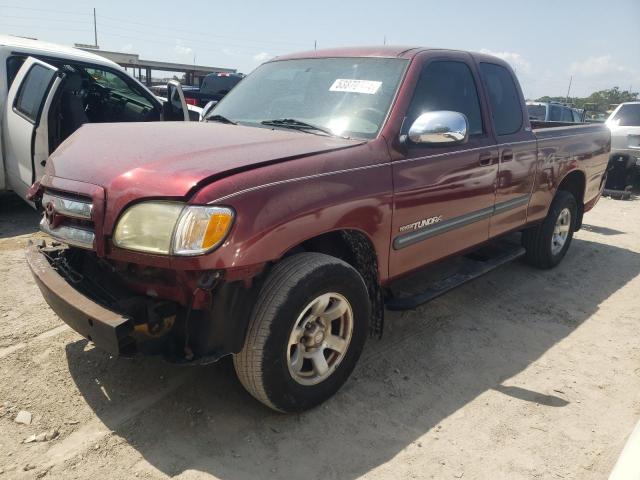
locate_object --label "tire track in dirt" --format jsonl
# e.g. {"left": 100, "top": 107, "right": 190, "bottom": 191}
{"left": 0, "top": 324, "right": 69, "bottom": 359}
{"left": 43, "top": 369, "right": 198, "bottom": 468}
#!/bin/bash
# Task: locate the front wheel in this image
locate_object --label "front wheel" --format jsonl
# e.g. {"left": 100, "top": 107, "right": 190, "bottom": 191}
{"left": 522, "top": 190, "right": 577, "bottom": 269}
{"left": 233, "top": 253, "right": 370, "bottom": 412}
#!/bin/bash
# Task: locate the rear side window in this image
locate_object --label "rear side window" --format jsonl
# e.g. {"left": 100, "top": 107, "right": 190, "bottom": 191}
{"left": 561, "top": 107, "right": 573, "bottom": 122}
{"left": 549, "top": 104, "right": 561, "bottom": 121}
{"left": 480, "top": 63, "right": 523, "bottom": 135}
{"left": 572, "top": 110, "right": 583, "bottom": 122}
{"left": 14, "top": 64, "right": 56, "bottom": 122}
{"left": 527, "top": 104, "right": 546, "bottom": 121}
{"left": 406, "top": 60, "right": 483, "bottom": 135}
{"left": 6, "top": 55, "right": 27, "bottom": 88}
{"left": 201, "top": 74, "right": 242, "bottom": 95}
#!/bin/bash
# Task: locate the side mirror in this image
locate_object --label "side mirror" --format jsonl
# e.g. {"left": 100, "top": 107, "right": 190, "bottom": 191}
{"left": 164, "top": 80, "right": 190, "bottom": 121}
{"left": 407, "top": 111, "right": 469, "bottom": 145}
{"left": 200, "top": 100, "right": 218, "bottom": 121}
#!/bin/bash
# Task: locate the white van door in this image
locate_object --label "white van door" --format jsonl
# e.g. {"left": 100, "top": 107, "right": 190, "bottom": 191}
{"left": 4, "top": 57, "right": 62, "bottom": 200}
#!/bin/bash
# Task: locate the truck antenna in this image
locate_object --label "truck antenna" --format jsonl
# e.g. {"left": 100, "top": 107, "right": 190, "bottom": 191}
{"left": 566, "top": 75, "right": 572, "bottom": 103}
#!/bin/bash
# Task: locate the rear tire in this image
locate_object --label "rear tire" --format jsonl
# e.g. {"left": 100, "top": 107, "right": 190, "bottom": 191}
{"left": 233, "top": 253, "right": 370, "bottom": 413}
{"left": 522, "top": 190, "right": 577, "bottom": 269}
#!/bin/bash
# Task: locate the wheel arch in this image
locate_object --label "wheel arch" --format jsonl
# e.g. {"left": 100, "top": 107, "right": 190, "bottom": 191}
{"left": 556, "top": 169, "right": 586, "bottom": 230}
{"left": 282, "top": 228, "right": 385, "bottom": 337}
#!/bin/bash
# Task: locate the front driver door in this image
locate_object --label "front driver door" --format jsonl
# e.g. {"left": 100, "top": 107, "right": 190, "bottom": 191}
{"left": 390, "top": 55, "right": 498, "bottom": 278}
{"left": 4, "top": 57, "right": 62, "bottom": 199}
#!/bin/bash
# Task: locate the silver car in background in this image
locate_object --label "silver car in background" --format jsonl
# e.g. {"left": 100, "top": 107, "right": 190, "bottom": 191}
{"left": 606, "top": 102, "right": 640, "bottom": 166}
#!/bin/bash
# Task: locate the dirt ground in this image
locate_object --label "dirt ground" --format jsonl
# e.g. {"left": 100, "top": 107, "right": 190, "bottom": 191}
{"left": 0, "top": 192, "right": 639, "bottom": 480}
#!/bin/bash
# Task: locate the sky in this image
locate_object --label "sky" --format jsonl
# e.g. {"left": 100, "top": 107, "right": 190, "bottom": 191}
{"left": 1, "top": 0, "right": 639, "bottom": 99}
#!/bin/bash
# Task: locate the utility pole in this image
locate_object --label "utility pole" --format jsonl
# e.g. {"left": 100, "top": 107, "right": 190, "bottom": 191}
{"left": 566, "top": 75, "right": 572, "bottom": 103}
{"left": 314, "top": 40, "right": 317, "bottom": 51}
{"left": 383, "top": 35, "right": 386, "bottom": 45}
{"left": 93, "top": 8, "right": 98, "bottom": 48}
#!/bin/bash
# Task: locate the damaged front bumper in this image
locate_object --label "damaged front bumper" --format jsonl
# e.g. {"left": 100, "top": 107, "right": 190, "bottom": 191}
{"left": 25, "top": 241, "right": 135, "bottom": 356}
{"left": 25, "top": 241, "right": 256, "bottom": 364}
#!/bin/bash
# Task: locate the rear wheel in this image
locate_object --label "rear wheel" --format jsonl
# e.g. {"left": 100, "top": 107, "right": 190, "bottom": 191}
{"left": 522, "top": 190, "right": 577, "bottom": 269}
{"left": 233, "top": 253, "right": 370, "bottom": 412}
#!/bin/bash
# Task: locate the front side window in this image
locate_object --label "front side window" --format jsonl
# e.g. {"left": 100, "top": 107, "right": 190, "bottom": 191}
{"left": 480, "top": 63, "right": 523, "bottom": 135}
{"left": 84, "top": 67, "right": 153, "bottom": 109}
{"left": 14, "top": 64, "right": 56, "bottom": 122}
{"left": 548, "top": 105, "right": 561, "bottom": 121}
{"left": 611, "top": 104, "right": 640, "bottom": 126}
{"left": 406, "top": 60, "right": 483, "bottom": 136}
{"left": 210, "top": 57, "right": 408, "bottom": 139}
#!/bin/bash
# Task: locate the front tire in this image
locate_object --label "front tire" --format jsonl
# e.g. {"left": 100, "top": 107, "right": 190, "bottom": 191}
{"left": 233, "top": 253, "right": 370, "bottom": 412}
{"left": 522, "top": 190, "right": 577, "bottom": 269}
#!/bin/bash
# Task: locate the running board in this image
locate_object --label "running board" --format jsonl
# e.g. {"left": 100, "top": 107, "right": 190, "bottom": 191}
{"left": 386, "top": 244, "right": 526, "bottom": 311}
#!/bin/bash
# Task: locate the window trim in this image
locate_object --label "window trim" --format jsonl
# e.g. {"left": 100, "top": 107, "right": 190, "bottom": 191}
{"left": 403, "top": 58, "right": 486, "bottom": 139}
{"left": 478, "top": 62, "right": 523, "bottom": 136}
{"left": 12, "top": 62, "right": 58, "bottom": 126}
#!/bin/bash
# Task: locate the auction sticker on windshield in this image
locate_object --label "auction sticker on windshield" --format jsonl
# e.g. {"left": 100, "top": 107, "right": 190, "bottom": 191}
{"left": 330, "top": 79, "right": 382, "bottom": 94}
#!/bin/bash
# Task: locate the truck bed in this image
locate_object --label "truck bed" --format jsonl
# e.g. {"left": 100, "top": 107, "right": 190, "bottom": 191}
{"left": 530, "top": 121, "right": 610, "bottom": 137}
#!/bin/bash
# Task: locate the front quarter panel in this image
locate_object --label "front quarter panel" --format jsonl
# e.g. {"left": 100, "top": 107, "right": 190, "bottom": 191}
{"left": 190, "top": 140, "right": 393, "bottom": 282}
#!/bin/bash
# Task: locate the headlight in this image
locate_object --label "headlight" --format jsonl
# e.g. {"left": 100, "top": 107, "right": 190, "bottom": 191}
{"left": 113, "top": 201, "right": 234, "bottom": 255}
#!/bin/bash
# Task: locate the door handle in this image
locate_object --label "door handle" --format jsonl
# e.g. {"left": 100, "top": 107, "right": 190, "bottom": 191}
{"left": 479, "top": 152, "right": 494, "bottom": 166}
{"left": 501, "top": 149, "right": 514, "bottom": 162}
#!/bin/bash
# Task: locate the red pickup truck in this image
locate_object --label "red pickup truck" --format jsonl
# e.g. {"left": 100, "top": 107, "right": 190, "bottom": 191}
{"left": 26, "top": 47, "right": 610, "bottom": 412}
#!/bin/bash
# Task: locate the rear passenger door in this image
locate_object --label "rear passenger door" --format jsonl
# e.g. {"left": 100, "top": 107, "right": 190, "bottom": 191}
{"left": 390, "top": 55, "right": 498, "bottom": 278}
{"left": 478, "top": 62, "right": 537, "bottom": 238}
{"left": 3, "top": 57, "right": 63, "bottom": 200}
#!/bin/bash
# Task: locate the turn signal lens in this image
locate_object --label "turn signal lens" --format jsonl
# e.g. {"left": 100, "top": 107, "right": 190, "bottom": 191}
{"left": 172, "top": 206, "right": 234, "bottom": 255}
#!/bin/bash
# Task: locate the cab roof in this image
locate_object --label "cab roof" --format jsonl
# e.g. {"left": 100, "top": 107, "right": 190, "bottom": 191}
{"left": 272, "top": 46, "right": 512, "bottom": 70}
{"left": 274, "top": 46, "right": 425, "bottom": 61}
{"left": 0, "top": 34, "right": 120, "bottom": 69}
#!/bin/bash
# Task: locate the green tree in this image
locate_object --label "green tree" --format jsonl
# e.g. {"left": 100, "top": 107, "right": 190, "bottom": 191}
{"left": 536, "top": 87, "right": 638, "bottom": 113}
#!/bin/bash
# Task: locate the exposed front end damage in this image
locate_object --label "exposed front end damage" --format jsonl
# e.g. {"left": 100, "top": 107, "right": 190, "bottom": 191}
{"left": 25, "top": 240, "right": 256, "bottom": 364}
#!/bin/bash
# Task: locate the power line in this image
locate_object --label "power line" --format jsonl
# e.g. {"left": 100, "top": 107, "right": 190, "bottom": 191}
{"left": 3, "top": 24, "right": 92, "bottom": 33}
{"left": 0, "top": 4, "right": 91, "bottom": 16}
{"left": 96, "top": 15, "right": 307, "bottom": 48}
{"left": 1, "top": 12, "right": 310, "bottom": 51}
{"left": 2, "top": 15, "right": 92, "bottom": 23}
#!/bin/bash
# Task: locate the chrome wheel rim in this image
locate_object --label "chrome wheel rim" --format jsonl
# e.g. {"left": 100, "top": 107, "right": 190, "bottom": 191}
{"left": 551, "top": 207, "right": 571, "bottom": 255}
{"left": 287, "top": 292, "right": 354, "bottom": 386}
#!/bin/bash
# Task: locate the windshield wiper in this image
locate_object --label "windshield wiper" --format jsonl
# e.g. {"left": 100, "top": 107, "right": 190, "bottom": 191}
{"left": 206, "top": 114, "right": 237, "bottom": 125}
{"left": 260, "top": 118, "right": 343, "bottom": 137}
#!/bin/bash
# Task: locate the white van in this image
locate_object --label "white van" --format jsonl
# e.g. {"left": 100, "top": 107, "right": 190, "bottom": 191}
{"left": 0, "top": 34, "right": 195, "bottom": 204}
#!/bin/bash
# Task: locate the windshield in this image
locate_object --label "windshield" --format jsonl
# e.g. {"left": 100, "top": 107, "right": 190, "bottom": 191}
{"left": 527, "top": 104, "right": 547, "bottom": 121}
{"left": 209, "top": 57, "right": 408, "bottom": 139}
{"left": 611, "top": 104, "right": 640, "bottom": 126}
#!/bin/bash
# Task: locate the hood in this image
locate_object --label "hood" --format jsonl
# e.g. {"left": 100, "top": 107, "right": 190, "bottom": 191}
{"left": 46, "top": 122, "right": 363, "bottom": 198}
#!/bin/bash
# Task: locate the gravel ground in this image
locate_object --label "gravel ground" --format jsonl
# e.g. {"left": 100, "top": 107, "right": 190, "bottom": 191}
{"left": 0, "top": 192, "right": 639, "bottom": 480}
